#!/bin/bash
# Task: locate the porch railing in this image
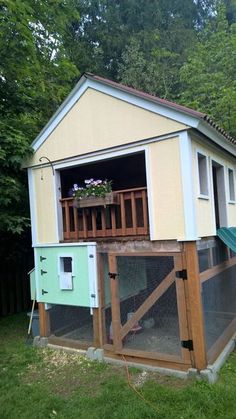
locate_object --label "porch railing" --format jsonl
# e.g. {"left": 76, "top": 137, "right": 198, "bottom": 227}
{"left": 60, "top": 187, "right": 149, "bottom": 240}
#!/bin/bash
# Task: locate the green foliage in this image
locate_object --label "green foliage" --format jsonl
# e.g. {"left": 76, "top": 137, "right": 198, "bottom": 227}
{"left": 180, "top": 4, "right": 236, "bottom": 137}
{"left": 0, "top": 0, "right": 79, "bottom": 234}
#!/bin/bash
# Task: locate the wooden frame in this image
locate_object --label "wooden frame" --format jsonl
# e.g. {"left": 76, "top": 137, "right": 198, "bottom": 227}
{"left": 105, "top": 251, "right": 192, "bottom": 367}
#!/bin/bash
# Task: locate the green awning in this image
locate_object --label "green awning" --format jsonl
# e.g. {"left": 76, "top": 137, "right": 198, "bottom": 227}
{"left": 217, "top": 227, "right": 236, "bottom": 253}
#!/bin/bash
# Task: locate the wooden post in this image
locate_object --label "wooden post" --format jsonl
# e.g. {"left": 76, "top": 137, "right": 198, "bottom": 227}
{"left": 184, "top": 242, "right": 207, "bottom": 370}
{"left": 108, "top": 254, "right": 122, "bottom": 351}
{"left": 38, "top": 303, "right": 50, "bottom": 337}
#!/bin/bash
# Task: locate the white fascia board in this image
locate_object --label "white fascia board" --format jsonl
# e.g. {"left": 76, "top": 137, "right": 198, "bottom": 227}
{"left": 33, "top": 242, "right": 97, "bottom": 248}
{"left": 179, "top": 131, "right": 199, "bottom": 241}
{"left": 197, "top": 120, "right": 236, "bottom": 157}
{"left": 27, "top": 168, "right": 38, "bottom": 246}
{"left": 31, "top": 77, "right": 199, "bottom": 153}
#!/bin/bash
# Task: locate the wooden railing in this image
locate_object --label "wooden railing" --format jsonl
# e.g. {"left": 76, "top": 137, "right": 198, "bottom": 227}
{"left": 60, "top": 187, "right": 149, "bottom": 240}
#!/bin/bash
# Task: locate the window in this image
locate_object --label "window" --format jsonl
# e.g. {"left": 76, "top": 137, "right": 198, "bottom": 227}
{"left": 228, "top": 168, "right": 235, "bottom": 202}
{"left": 58, "top": 256, "right": 73, "bottom": 290}
{"left": 197, "top": 152, "right": 209, "bottom": 197}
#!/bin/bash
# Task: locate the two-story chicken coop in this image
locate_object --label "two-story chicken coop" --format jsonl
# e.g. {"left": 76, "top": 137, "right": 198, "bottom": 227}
{"left": 26, "top": 73, "right": 236, "bottom": 375}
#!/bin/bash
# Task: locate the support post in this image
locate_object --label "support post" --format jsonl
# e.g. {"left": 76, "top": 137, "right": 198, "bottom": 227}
{"left": 184, "top": 242, "right": 207, "bottom": 371}
{"left": 108, "top": 254, "right": 122, "bottom": 351}
{"left": 38, "top": 303, "right": 50, "bottom": 337}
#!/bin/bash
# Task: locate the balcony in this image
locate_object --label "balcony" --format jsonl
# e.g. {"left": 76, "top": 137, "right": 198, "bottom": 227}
{"left": 61, "top": 187, "right": 149, "bottom": 241}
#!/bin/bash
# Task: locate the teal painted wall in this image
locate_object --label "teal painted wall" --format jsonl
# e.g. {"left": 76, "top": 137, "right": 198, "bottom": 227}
{"left": 34, "top": 244, "right": 97, "bottom": 307}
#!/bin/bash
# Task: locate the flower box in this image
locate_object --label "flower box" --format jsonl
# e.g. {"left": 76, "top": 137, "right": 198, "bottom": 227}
{"left": 74, "top": 192, "right": 119, "bottom": 208}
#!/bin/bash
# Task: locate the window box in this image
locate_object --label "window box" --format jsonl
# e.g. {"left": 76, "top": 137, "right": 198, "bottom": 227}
{"left": 74, "top": 192, "right": 119, "bottom": 208}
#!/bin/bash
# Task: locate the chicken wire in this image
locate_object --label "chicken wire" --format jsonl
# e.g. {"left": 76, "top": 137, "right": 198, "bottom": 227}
{"left": 202, "top": 264, "right": 236, "bottom": 355}
{"left": 102, "top": 254, "right": 182, "bottom": 355}
{"left": 49, "top": 304, "right": 93, "bottom": 342}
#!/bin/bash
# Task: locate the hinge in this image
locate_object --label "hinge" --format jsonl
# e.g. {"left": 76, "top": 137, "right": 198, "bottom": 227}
{"left": 41, "top": 269, "right": 47, "bottom": 275}
{"left": 89, "top": 254, "right": 94, "bottom": 258}
{"left": 40, "top": 256, "right": 47, "bottom": 262}
{"left": 108, "top": 272, "right": 118, "bottom": 279}
{"left": 91, "top": 294, "right": 96, "bottom": 298}
{"left": 181, "top": 339, "right": 193, "bottom": 351}
{"left": 42, "top": 289, "right": 48, "bottom": 295}
{"left": 176, "top": 269, "right": 187, "bottom": 280}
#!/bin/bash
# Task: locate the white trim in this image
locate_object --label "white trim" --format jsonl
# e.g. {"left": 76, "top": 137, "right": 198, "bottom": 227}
{"left": 57, "top": 253, "right": 74, "bottom": 291}
{"left": 196, "top": 148, "right": 210, "bottom": 198}
{"left": 33, "top": 242, "right": 96, "bottom": 248}
{"left": 87, "top": 245, "right": 98, "bottom": 308}
{"left": 179, "top": 131, "right": 198, "bottom": 240}
{"left": 27, "top": 169, "right": 38, "bottom": 246}
{"left": 31, "top": 131, "right": 186, "bottom": 171}
{"left": 144, "top": 146, "right": 155, "bottom": 240}
{"left": 209, "top": 157, "right": 217, "bottom": 236}
{"left": 53, "top": 170, "right": 63, "bottom": 242}
{"left": 227, "top": 166, "right": 236, "bottom": 204}
{"left": 211, "top": 158, "right": 228, "bottom": 228}
{"left": 34, "top": 247, "right": 40, "bottom": 302}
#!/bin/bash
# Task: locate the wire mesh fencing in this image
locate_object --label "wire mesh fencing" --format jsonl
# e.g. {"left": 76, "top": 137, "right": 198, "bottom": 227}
{"left": 202, "top": 265, "right": 236, "bottom": 355}
{"left": 49, "top": 304, "right": 93, "bottom": 343}
{"left": 102, "top": 254, "right": 182, "bottom": 356}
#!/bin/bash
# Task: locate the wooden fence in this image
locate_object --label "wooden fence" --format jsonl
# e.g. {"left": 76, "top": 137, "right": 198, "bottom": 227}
{"left": 0, "top": 263, "right": 32, "bottom": 317}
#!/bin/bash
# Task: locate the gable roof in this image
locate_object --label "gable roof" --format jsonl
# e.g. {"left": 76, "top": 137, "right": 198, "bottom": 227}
{"left": 31, "top": 72, "right": 236, "bottom": 155}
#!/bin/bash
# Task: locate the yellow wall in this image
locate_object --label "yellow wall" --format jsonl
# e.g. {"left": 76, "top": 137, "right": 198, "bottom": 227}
{"left": 33, "top": 167, "right": 57, "bottom": 243}
{"left": 191, "top": 137, "right": 236, "bottom": 237}
{"left": 29, "top": 88, "right": 187, "bottom": 166}
{"left": 148, "top": 137, "right": 185, "bottom": 240}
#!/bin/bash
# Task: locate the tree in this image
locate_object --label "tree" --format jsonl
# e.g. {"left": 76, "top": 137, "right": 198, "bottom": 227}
{"left": 180, "top": 5, "right": 236, "bottom": 137}
{"left": 0, "top": 0, "right": 79, "bottom": 234}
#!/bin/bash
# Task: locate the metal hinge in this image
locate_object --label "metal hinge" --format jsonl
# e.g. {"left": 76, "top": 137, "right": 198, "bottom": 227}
{"left": 108, "top": 272, "right": 118, "bottom": 279}
{"left": 181, "top": 340, "right": 193, "bottom": 351}
{"left": 42, "top": 289, "right": 48, "bottom": 295}
{"left": 40, "top": 256, "right": 47, "bottom": 262}
{"left": 41, "top": 269, "right": 47, "bottom": 275}
{"left": 176, "top": 269, "right": 187, "bottom": 280}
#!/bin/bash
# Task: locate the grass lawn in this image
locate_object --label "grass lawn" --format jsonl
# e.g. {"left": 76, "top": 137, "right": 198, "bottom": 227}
{"left": 1, "top": 314, "right": 236, "bottom": 419}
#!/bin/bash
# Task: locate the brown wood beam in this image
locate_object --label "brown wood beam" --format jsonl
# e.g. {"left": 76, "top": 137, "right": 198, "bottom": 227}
{"left": 108, "top": 254, "right": 122, "bottom": 351}
{"left": 200, "top": 256, "right": 236, "bottom": 284}
{"left": 38, "top": 303, "right": 50, "bottom": 337}
{"left": 184, "top": 242, "right": 207, "bottom": 371}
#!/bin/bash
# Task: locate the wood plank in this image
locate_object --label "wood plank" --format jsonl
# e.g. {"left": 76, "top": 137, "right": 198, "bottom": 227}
{"left": 91, "top": 209, "right": 97, "bottom": 238}
{"left": 103, "top": 346, "right": 191, "bottom": 371}
{"left": 101, "top": 208, "right": 106, "bottom": 237}
{"left": 200, "top": 256, "right": 236, "bottom": 283}
{"left": 184, "top": 242, "right": 207, "bottom": 371}
{"left": 142, "top": 189, "right": 148, "bottom": 234}
{"left": 120, "top": 193, "right": 126, "bottom": 236}
{"left": 108, "top": 254, "right": 122, "bottom": 351}
{"left": 131, "top": 191, "right": 137, "bottom": 235}
{"left": 65, "top": 201, "right": 70, "bottom": 235}
{"left": 111, "top": 207, "right": 116, "bottom": 236}
{"left": 120, "top": 348, "right": 186, "bottom": 364}
{"left": 73, "top": 207, "right": 79, "bottom": 239}
{"left": 38, "top": 303, "right": 50, "bottom": 337}
{"left": 48, "top": 335, "right": 91, "bottom": 350}
{"left": 92, "top": 308, "right": 100, "bottom": 347}
{"left": 82, "top": 210, "right": 88, "bottom": 238}
{"left": 120, "top": 269, "right": 175, "bottom": 340}
{"left": 174, "top": 255, "right": 191, "bottom": 364}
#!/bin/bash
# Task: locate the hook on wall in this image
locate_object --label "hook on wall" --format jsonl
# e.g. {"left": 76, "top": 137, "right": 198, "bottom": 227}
{"left": 39, "top": 156, "right": 55, "bottom": 180}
